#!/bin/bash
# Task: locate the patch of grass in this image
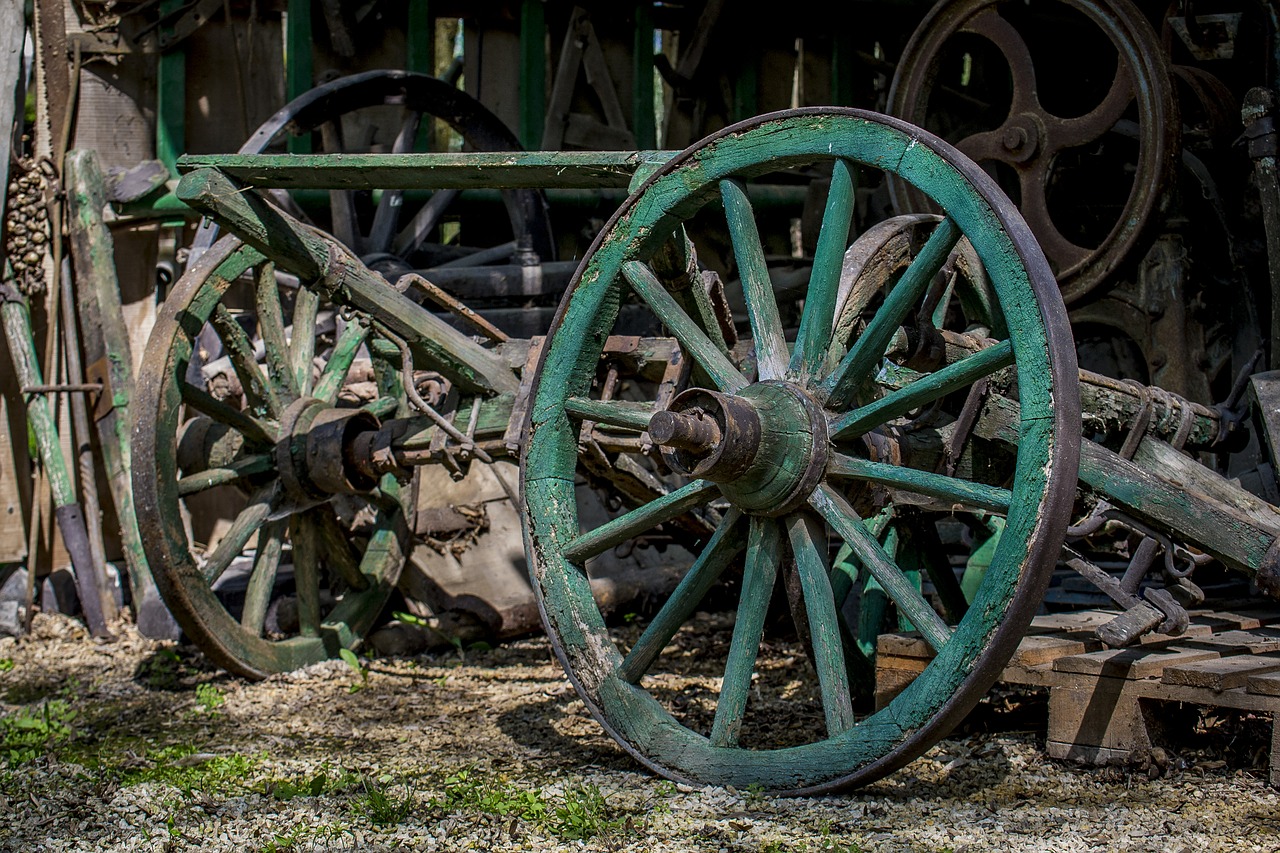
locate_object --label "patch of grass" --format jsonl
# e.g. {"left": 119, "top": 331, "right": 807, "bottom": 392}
{"left": 549, "top": 781, "right": 626, "bottom": 841}
{"left": 259, "top": 766, "right": 361, "bottom": 800}
{"left": 0, "top": 699, "right": 75, "bottom": 763}
{"left": 260, "top": 821, "right": 354, "bottom": 852}
{"left": 119, "top": 744, "right": 262, "bottom": 796}
{"left": 0, "top": 658, "right": 13, "bottom": 672}
{"left": 351, "top": 776, "right": 415, "bottom": 826}
{"left": 193, "top": 682, "right": 225, "bottom": 714}
{"left": 436, "top": 768, "right": 627, "bottom": 841}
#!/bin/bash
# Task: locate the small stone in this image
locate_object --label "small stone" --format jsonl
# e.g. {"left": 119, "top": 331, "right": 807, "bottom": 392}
{"left": 0, "top": 600, "right": 22, "bottom": 637}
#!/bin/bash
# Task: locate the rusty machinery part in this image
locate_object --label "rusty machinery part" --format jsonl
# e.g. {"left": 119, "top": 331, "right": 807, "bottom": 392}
{"left": 187, "top": 69, "right": 555, "bottom": 273}
{"left": 521, "top": 108, "right": 1080, "bottom": 794}
{"left": 133, "top": 235, "right": 417, "bottom": 678}
{"left": 887, "top": 0, "right": 1180, "bottom": 304}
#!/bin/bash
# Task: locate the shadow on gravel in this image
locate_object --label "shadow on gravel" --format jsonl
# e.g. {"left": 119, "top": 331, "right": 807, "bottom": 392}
{"left": 492, "top": 688, "right": 639, "bottom": 774}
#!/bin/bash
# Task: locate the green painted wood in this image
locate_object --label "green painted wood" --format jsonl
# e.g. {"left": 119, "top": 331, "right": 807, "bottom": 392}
{"left": 133, "top": 234, "right": 412, "bottom": 679}
{"left": 622, "top": 261, "right": 747, "bottom": 393}
{"left": 314, "top": 506, "right": 368, "bottom": 591}
{"left": 255, "top": 262, "right": 299, "bottom": 403}
{"left": 211, "top": 303, "right": 280, "bottom": 417}
{"left": 176, "top": 453, "right": 274, "bottom": 496}
{"left": 791, "top": 159, "right": 855, "bottom": 383}
{"left": 520, "top": 0, "right": 547, "bottom": 150}
{"left": 564, "top": 397, "right": 655, "bottom": 432}
{"left": 710, "top": 517, "right": 782, "bottom": 747}
{"left": 176, "top": 151, "right": 683, "bottom": 189}
{"left": 522, "top": 110, "right": 1076, "bottom": 793}
{"left": 620, "top": 510, "right": 747, "bottom": 683}
{"left": 285, "top": 0, "right": 313, "bottom": 154}
{"left": 201, "top": 485, "right": 276, "bottom": 584}
{"left": 821, "top": 217, "right": 962, "bottom": 406}
{"left": 312, "top": 320, "right": 366, "bottom": 404}
{"left": 653, "top": 231, "right": 731, "bottom": 357}
{"left": 406, "top": 0, "right": 432, "bottom": 76}
{"left": 810, "top": 484, "right": 951, "bottom": 651}
{"left": 180, "top": 383, "right": 277, "bottom": 447}
{"left": 786, "top": 512, "right": 855, "bottom": 736}
{"left": 563, "top": 479, "right": 720, "bottom": 563}
{"left": 241, "top": 519, "right": 285, "bottom": 633}
{"left": 721, "top": 178, "right": 787, "bottom": 380}
{"left": 65, "top": 150, "right": 164, "bottom": 621}
{"left": 156, "top": 0, "right": 186, "bottom": 173}
{"left": 831, "top": 340, "right": 1013, "bottom": 439}
{"left": 177, "top": 169, "right": 517, "bottom": 395}
{"left": 290, "top": 514, "right": 321, "bottom": 637}
{"left": 827, "top": 453, "right": 1011, "bottom": 513}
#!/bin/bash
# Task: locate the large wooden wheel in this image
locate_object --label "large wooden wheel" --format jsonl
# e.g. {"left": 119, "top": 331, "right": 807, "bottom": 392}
{"left": 133, "top": 236, "right": 411, "bottom": 679}
{"left": 521, "top": 108, "right": 1080, "bottom": 793}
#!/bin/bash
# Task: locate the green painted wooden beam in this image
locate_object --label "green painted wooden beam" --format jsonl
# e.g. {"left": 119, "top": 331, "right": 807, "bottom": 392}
{"left": 175, "top": 151, "right": 679, "bottom": 189}
{"left": 520, "top": 0, "right": 547, "bottom": 150}
{"left": 176, "top": 168, "right": 518, "bottom": 395}
{"left": 286, "top": 0, "right": 313, "bottom": 154}
{"left": 632, "top": 1, "right": 656, "bottom": 149}
{"left": 155, "top": 0, "right": 186, "bottom": 173}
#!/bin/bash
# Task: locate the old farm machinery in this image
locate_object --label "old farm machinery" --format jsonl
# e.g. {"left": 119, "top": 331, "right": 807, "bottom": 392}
{"left": 122, "top": 90, "right": 1280, "bottom": 795}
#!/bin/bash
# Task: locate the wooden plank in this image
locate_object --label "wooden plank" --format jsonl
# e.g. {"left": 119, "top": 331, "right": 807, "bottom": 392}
{"left": 1009, "top": 635, "right": 1090, "bottom": 667}
{"left": 1162, "top": 655, "right": 1280, "bottom": 691}
{"left": 1185, "top": 628, "right": 1280, "bottom": 654}
{"left": 1053, "top": 646, "right": 1221, "bottom": 679}
{"left": 1247, "top": 671, "right": 1280, "bottom": 697}
{"left": 175, "top": 151, "right": 679, "bottom": 190}
{"left": 1028, "top": 610, "right": 1119, "bottom": 634}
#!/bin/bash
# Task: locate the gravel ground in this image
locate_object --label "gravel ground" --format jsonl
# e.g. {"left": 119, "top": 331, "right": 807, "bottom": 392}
{"left": 0, "top": 613, "right": 1277, "bottom": 853}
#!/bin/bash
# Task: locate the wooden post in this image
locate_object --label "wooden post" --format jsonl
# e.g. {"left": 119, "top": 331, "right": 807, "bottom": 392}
{"left": 64, "top": 150, "right": 177, "bottom": 639}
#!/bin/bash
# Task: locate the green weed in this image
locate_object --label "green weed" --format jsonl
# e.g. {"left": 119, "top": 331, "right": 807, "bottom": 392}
{"left": 0, "top": 699, "right": 75, "bottom": 763}
{"left": 260, "top": 767, "right": 360, "bottom": 800}
{"left": 352, "top": 776, "right": 414, "bottom": 826}
{"left": 0, "top": 658, "right": 13, "bottom": 672}
{"left": 549, "top": 781, "right": 625, "bottom": 841}
{"left": 193, "top": 682, "right": 225, "bottom": 714}
{"left": 338, "top": 648, "right": 369, "bottom": 693}
{"left": 120, "top": 744, "right": 261, "bottom": 796}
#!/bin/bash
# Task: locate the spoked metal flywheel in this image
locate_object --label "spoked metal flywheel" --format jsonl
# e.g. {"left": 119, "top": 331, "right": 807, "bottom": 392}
{"left": 521, "top": 108, "right": 1081, "bottom": 794}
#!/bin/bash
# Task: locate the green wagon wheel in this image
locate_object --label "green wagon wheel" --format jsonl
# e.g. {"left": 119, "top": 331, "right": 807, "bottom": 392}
{"left": 133, "top": 235, "right": 411, "bottom": 679}
{"left": 522, "top": 108, "right": 1080, "bottom": 793}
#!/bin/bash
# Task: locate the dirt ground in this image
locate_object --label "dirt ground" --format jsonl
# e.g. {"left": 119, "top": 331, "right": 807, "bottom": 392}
{"left": 0, "top": 613, "right": 1277, "bottom": 853}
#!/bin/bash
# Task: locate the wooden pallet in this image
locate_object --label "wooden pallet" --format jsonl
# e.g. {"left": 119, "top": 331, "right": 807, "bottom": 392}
{"left": 876, "top": 607, "right": 1280, "bottom": 784}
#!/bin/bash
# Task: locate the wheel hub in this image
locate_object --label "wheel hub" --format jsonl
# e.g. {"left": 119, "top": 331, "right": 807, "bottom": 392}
{"left": 653, "top": 382, "right": 829, "bottom": 517}
{"left": 276, "top": 397, "right": 383, "bottom": 501}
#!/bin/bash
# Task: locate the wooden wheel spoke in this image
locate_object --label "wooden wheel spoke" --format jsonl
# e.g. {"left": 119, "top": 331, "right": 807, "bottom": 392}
{"left": 785, "top": 512, "right": 855, "bottom": 736}
{"left": 177, "top": 452, "right": 274, "bottom": 497}
{"left": 211, "top": 303, "right": 280, "bottom": 416}
{"left": 255, "top": 262, "right": 299, "bottom": 404}
{"left": 619, "top": 510, "right": 747, "bottom": 683}
{"left": 623, "top": 261, "right": 748, "bottom": 393}
{"left": 710, "top": 517, "right": 782, "bottom": 747}
{"left": 565, "top": 397, "right": 654, "bottom": 432}
{"left": 201, "top": 484, "right": 278, "bottom": 585}
{"left": 810, "top": 484, "right": 952, "bottom": 651}
{"left": 181, "top": 382, "right": 276, "bottom": 446}
{"left": 289, "top": 513, "right": 323, "bottom": 637}
{"left": 240, "top": 519, "right": 286, "bottom": 634}
{"left": 790, "top": 159, "right": 856, "bottom": 383}
{"left": 830, "top": 339, "right": 1013, "bottom": 439}
{"left": 290, "top": 287, "right": 320, "bottom": 397}
{"left": 393, "top": 188, "right": 459, "bottom": 257}
{"left": 720, "top": 179, "right": 788, "bottom": 380}
{"left": 821, "top": 218, "right": 962, "bottom": 406}
{"left": 827, "top": 453, "right": 1011, "bottom": 513}
{"left": 367, "top": 110, "right": 423, "bottom": 254}
{"left": 313, "top": 321, "right": 371, "bottom": 404}
{"left": 562, "top": 479, "right": 721, "bottom": 563}
{"left": 312, "top": 506, "right": 368, "bottom": 591}
{"left": 363, "top": 395, "right": 400, "bottom": 420}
